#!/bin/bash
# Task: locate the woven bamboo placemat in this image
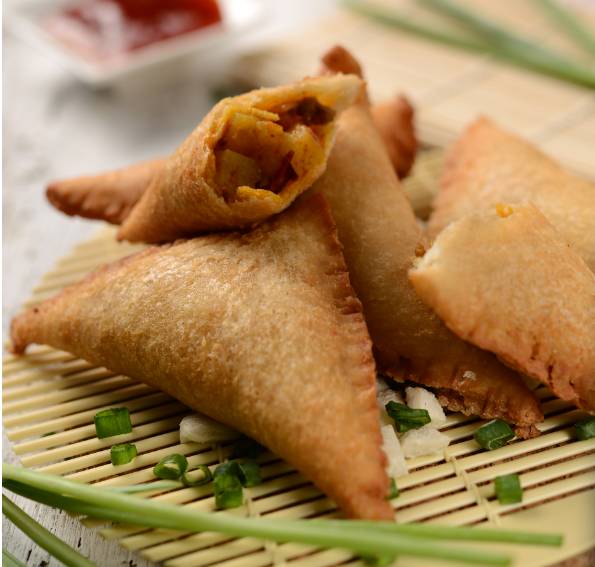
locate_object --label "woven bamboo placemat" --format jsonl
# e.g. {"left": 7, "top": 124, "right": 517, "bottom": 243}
{"left": 234, "top": 0, "right": 595, "bottom": 181}
{"left": 3, "top": 149, "right": 595, "bottom": 567}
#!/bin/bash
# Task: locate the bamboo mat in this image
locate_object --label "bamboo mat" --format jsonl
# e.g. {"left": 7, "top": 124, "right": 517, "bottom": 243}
{"left": 234, "top": 0, "right": 595, "bottom": 181}
{"left": 3, "top": 150, "right": 595, "bottom": 567}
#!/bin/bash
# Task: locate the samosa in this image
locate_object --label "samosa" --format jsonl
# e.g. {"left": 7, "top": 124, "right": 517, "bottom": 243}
{"left": 429, "top": 117, "right": 595, "bottom": 271}
{"left": 410, "top": 203, "right": 595, "bottom": 412}
{"left": 314, "top": 47, "right": 542, "bottom": 435}
{"left": 117, "top": 74, "right": 361, "bottom": 242}
{"left": 45, "top": 96, "right": 415, "bottom": 228}
{"left": 11, "top": 193, "right": 393, "bottom": 520}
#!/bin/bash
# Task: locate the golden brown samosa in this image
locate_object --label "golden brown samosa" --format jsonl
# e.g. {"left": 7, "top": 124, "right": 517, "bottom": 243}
{"left": 11, "top": 194, "right": 393, "bottom": 520}
{"left": 47, "top": 159, "right": 162, "bottom": 225}
{"left": 44, "top": 98, "right": 415, "bottom": 227}
{"left": 429, "top": 117, "right": 595, "bottom": 271}
{"left": 410, "top": 203, "right": 595, "bottom": 412}
{"left": 116, "top": 74, "right": 362, "bottom": 243}
{"left": 315, "top": 47, "right": 542, "bottom": 435}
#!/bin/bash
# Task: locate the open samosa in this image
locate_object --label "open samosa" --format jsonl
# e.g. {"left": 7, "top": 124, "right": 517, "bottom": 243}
{"left": 45, "top": 96, "right": 415, "bottom": 228}
{"left": 429, "top": 117, "right": 595, "bottom": 271}
{"left": 315, "top": 47, "right": 542, "bottom": 435}
{"left": 115, "top": 74, "right": 362, "bottom": 243}
{"left": 11, "top": 193, "right": 392, "bottom": 520}
{"left": 410, "top": 203, "right": 595, "bottom": 412}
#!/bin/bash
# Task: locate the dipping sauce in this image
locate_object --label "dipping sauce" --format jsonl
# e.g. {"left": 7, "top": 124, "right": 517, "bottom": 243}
{"left": 45, "top": 0, "right": 222, "bottom": 62}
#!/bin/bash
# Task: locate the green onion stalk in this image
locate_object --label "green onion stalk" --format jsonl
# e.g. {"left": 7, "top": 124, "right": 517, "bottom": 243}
{"left": 343, "top": 0, "right": 595, "bottom": 88}
{"left": 2, "top": 495, "right": 96, "bottom": 567}
{"left": 3, "top": 463, "right": 565, "bottom": 566}
{"left": 3, "top": 463, "right": 531, "bottom": 567}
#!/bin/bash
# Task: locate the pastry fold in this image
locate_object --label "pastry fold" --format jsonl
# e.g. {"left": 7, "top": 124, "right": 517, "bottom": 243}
{"left": 314, "top": 47, "right": 542, "bottom": 434}
{"left": 430, "top": 117, "right": 595, "bottom": 271}
{"left": 410, "top": 203, "right": 595, "bottom": 412}
{"left": 45, "top": 96, "right": 415, "bottom": 227}
{"left": 11, "top": 193, "right": 392, "bottom": 520}
{"left": 114, "top": 74, "right": 362, "bottom": 242}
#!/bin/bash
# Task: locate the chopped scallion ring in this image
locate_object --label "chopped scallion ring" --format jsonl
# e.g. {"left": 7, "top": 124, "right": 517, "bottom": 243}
{"left": 110, "top": 443, "right": 137, "bottom": 466}
{"left": 182, "top": 465, "right": 213, "bottom": 487}
{"left": 94, "top": 408, "right": 132, "bottom": 439}
{"left": 386, "top": 478, "right": 399, "bottom": 500}
{"left": 574, "top": 417, "right": 595, "bottom": 440}
{"left": 237, "top": 461, "right": 262, "bottom": 487}
{"left": 213, "top": 461, "right": 241, "bottom": 479}
{"left": 385, "top": 402, "right": 431, "bottom": 433}
{"left": 494, "top": 474, "right": 523, "bottom": 504}
{"left": 474, "top": 420, "right": 514, "bottom": 450}
{"left": 153, "top": 454, "right": 188, "bottom": 480}
{"left": 213, "top": 472, "right": 243, "bottom": 509}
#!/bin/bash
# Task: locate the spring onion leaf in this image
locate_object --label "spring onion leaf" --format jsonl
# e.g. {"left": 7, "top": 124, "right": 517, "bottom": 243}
{"left": 495, "top": 474, "right": 523, "bottom": 505}
{"left": 4, "top": 463, "right": 564, "bottom": 565}
{"left": 153, "top": 454, "right": 188, "bottom": 480}
{"left": 385, "top": 402, "right": 431, "bottom": 433}
{"left": 213, "top": 461, "right": 241, "bottom": 478}
{"left": 343, "top": 0, "right": 595, "bottom": 88}
{"left": 474, "top": 420, "right": 515, "bottom": 450}
{"left": 532, "top": 0, "right": 595, "bottom": 58}
{"left": 182, "top": 465, "right": 213, "bottom": 487}
{"left": 574, "top": 417, "right": 595, "bottom": 440}
{"left": 387, "top": 478, "right": 399, "bottom": 500}
{"left": 93, "top": 408, "right": 132, "bottom": 439}
{"left": 110, "top": 443, "right": 137, "bottom": 466}
{"left": 237, "top": 460, "right": 262, "bottom": 487}
{"left": 2, "top": 494, "right": 96, "bottom": 567}
{"left": 110, "top": 481, "right": 182, "bottom": 493}
{"left": 230, "top": 437, "right": 265, "bottom": 459}
{"left": 2, "top": 549, "right": 26, "bottom": 567}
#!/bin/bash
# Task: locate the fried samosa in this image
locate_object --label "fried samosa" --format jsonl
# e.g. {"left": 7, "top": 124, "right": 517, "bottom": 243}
{"left": 114, "top": 74, "right": 362, "bottom": 243}
{"left": 315, "top": 47, "right": 542, "bottom": 435}
{"left": 11, "top": 193, "right": 393, "bottom": 520}
{"left": 410, "top": 203, "right": 595, "bottom": 412}
{"left": 429, "top": 117, "right": 595, "bottom": 271}
{"left": 47, "top": 158, "right": 162, "bottom": 225}
{"left": 45, "top": 97, "right": 415, "bottom": 227}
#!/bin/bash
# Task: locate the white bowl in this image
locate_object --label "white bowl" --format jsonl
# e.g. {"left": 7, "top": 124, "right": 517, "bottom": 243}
{"left": 7, "top": 0, "right": 266, "bottom": 86}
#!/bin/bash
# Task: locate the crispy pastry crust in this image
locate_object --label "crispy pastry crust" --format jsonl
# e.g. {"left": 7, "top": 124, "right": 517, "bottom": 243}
{"left": 116, "top": 74, "right": 362, "bottom": 243}
{"left": 314, "top": 47, "right": 542, "bottom": 433}
{"left": 371, "top": 96, "right": 417, "bottom": 179}
{"left": 46, "top": 159, "right": 163, "bottom": 225}
{"left": 11, "top": 193, "right": 392, "bottom": 520}
{"left": 410, "top": 203, "right": 595, "bottom": 412}
{"left": 430, "top": 117, "right": 595, "bottom": 271}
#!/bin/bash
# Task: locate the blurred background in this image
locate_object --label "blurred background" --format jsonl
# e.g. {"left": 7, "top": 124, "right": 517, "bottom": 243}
{"left": 3, "top": 0, "right": 595, "bottom": 564}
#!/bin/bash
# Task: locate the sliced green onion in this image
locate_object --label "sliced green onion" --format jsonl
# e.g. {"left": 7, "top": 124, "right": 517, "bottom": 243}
{"left": 237, "top": 460, "right": 262, "bottom": 487}
{"left": 230, "top": 437, "right": 265, "bottom": 459}
{"left": 182, "top": 465, "right": 213, "bottom": 487}
{"left": 495, "top": 474, "right": 523, "bottom": 505}
{"left": 386, "top": 478, "right": 399, "bottom": 500}
{"left": 385, "top": 402, "right": 431, "bottom": 433}
{"left": 153, "top": 454, "right": 188, "bottom": 480}
{"left": 110, "top": 443, "right": 137, "bottom": 466}
{"left": 363, "top": 553, "right": 396, "bottom": 566}
{"left": 2, "top": 494, "right": 96, "bottom": 567}
{"left": 574, "top": 417, "right": 595, "bottom": 440}
{"left": 213, "top": 472, "right": 244, "bottom": 509}
{"left": 93, "top": 408, "right": 132, "bottom": 439}
{"left": 2, "top": 549, "right": 26, "bottom": 567}
{"left": 213, "top": 460, "right": 241, "bottom": 479}
{"left": 474, "top": 420, "right": 515, "bottom": 450}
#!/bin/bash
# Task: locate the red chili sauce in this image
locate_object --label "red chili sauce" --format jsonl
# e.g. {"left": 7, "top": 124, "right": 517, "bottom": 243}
{"left": 45, "top": 0, "right": 222, "bottom": 61}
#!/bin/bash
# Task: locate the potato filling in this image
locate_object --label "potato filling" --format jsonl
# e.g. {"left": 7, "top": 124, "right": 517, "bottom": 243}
{"left": 214, "top": 97, "right": 335, "bottom": 200}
